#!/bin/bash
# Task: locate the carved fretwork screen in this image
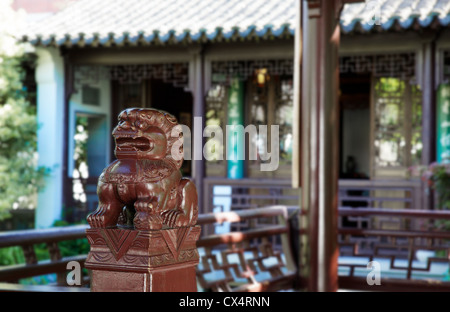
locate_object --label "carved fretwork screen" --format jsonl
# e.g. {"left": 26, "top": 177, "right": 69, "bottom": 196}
{"left": 206, "top": 59, "right": 294, "bottom": 178}
{"left": 109, "top": 63, "right": 189, "bottom": 88}
{"left": 339, "top": 53, "right": 422, "bottom": 175}
{"left": 340, "top": 53, "right": 416, "bottom": 80}
{"left": 205, "top": 85, "right": 227, "bottom": 177}
{"left": 443, "top": 50, "right": 450, "bottom": 83}
{"left": 75, "top": 63, "right": 188, "bottom": 87}
{"left": 211, "top": 59, "right": 294, "bottom": 83}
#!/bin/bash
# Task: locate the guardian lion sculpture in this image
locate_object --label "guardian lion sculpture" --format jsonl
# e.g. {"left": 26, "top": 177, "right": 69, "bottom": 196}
{"left": 87, "top": 108, "right": 197, "bottom": 230}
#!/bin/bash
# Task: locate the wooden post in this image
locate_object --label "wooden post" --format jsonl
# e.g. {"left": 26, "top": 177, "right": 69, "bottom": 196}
{"left": 85, "top": 108, "right": 200, "bottom": 292}
{"left": 86, "top": 226, "right": 201, "bottom": 292}
{"left": 301, "top": 0, "right": 342, "bottom": 292}
{"left": 422, "top": 40, "right": 436, "bottom": 167}
{"left": 421, "top": 40, "right": 436, "bottom": 211}
{"left": 191, "top": 48, "right": 206, "bottom": 214}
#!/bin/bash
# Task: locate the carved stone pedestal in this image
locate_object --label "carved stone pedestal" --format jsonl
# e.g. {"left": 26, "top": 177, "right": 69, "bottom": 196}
{"left": 85, "top": 226, "right": 201, "bottom": 292}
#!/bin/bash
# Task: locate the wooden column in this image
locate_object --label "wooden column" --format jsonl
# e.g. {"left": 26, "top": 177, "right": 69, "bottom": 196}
{"left": 301, "top": 0, "right": 341, "bottom": 292}
{"left": 421, "top": 39, "right": 437, "bottom": 211}
{"left": 191, "top": 47, "right": 206, "bottom": 214}
{"left": 62, "top": 53, "right": 75, "bottom": 220}
{"left": 422, "top": 40, "right": 437, "bottom": 166}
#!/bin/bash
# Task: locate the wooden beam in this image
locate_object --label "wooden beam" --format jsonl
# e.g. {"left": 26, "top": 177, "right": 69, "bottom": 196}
{"left": 65, "top": 46, "right": 193, "bottom": 65}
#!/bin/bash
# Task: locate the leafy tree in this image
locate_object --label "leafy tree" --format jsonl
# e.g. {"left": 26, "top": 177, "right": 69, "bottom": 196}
{"left": 0, "top": 0, "right": 47, "bottom": 220}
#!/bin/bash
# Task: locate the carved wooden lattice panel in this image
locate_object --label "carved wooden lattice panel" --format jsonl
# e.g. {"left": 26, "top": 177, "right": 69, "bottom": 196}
{"left": 110, "top": 63, "right": 189, "bottom": 87}
{"left": 211, "top": 59, "right": 294, "bottom": 83}
{"left": 74, "top": 63, "right": 189, "bottom": 89}
{"left": 339, "top": 236, "right": 450, "bottom": 280}
{"left": 196, "top": 237, "right": 293, "bottom": 292}
{"left": 372, "top": 77, "right": 423, "bottom": 169}
{"left": 204, "top": 84, "right": 227, "bottom": 176}
{"left": 275, "top": 78, "right": 294, "bottom": 165}
{"left": 339, "top": 53, "right": 416, "bottom": 80}
{"left": 338, "top": 212, "right": 450, "bottom": 282}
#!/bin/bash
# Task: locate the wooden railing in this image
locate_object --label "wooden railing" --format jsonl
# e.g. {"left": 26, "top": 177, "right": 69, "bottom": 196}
{"left": 0, "top": 225, "right": 89, "bottom": 290}
{"left": 338, "top": 179, "right": 423, "bottom": 210}
{"left": 336, "top": 207, "right": 450, "bottom": 291}
{"left": 0, "top": 207, "right": 299, "bottom": 292}
{"left": 203, "top": 178, "right": 296, "bottom": 209}
{"left": 203, "top": 178, "right": 423, "bottom": 215}
{"left": 2, "top": 205, "right": 449, "bottom": 292}
{"left": 202, "top": 178, "right": 297, "bottom": 236}
{"left": 196, "top": 206, "right": 298, "bottom": 292}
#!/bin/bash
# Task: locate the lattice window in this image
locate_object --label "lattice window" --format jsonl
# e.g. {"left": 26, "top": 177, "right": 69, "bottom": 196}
{"left": 74, "top": 63, "right": 189, "bottom": 89}
{"left": 340, "top": 53, "right": 421, "bottom": 171}
{"left": 373, "top": 78, "right": 422, "bottom": 169}
{"left": 205, "top": 84, "right": 227, "bottom": 177}
{"left": 246, "top": 73, "right": 293, "bottom": 171}
{"left": 340, "top": 53, "right": 416, "bottom": 80}
{"left": 211, "top": 59, "right": 294, "bottom": 84}
{"left": 109, "top": 63, "right": 189, "bottom": 88}
{"left": 207, "top": 59, "right": 294, "bottom": 178}
{"left": 275, "top": 78, "right": 294, "bottom": 165}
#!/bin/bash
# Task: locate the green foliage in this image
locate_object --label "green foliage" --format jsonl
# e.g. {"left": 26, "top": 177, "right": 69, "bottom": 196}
{"left": 0, "top": 221, "right": 89, "bottom": 270}
{"left": 432, "top": 166, "right": 450, "bottom": 211}
{"left": 0, "top": 1, "right": 47, "bottom": 220}
{"left": 53, "top": 220, "right": 90, "bottom": 257}
{"left": 0, "top": 246, "right": 24, "bottom": 265}
{"left": 422, "top": 163, "right": 450, "bottom": 210}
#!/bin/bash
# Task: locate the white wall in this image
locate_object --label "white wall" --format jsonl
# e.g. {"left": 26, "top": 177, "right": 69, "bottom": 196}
{"left": 35, "top": 47, "right": 65, "bottom": 228}
{"left": 35, "top": 54, "right": 112, "bottom": 228}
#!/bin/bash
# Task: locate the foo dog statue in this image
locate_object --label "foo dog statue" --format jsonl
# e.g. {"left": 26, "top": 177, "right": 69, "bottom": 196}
{"left": 87, "top": 108, "right": 198, "bottom": 230}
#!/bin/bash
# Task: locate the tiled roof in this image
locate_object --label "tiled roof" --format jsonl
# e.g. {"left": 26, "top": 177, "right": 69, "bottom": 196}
{"left": 341, "top": 0, "right": 450, "bottom": 33}
{"left": 21, "top": 0, "right": 296, "bottom": 47}
{"left": 20, "top": 0, "right": 450, "bottom": 47}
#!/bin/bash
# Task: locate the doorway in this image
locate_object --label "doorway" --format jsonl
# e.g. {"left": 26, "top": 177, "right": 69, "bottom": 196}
{"left": 112, "top": 78, "right": 193, "bottom": 176}
{"left": 339, "top": 73, "right": 371, "bottom": 180}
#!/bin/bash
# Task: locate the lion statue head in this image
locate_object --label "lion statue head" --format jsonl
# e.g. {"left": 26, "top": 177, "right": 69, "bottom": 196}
{"left": 112, "top": 108, "right": 183, "bottom": 169}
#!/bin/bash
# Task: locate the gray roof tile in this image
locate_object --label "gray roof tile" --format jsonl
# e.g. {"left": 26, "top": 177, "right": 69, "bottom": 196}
{"left": 21, "top": 0, "right": 450, "bottom": 47}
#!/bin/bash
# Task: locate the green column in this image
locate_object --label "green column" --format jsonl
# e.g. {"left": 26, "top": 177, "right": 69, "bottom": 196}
{"left": 227, "top": 77, "right": 245, "bottom": 179}
{"left": 437, "top": 84, "right": 450, "bottom": 163}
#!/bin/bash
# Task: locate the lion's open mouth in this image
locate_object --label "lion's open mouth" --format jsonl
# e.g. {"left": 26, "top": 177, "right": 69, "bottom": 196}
{"left": 115, "top": 136, "right": 152, "bottom": 152}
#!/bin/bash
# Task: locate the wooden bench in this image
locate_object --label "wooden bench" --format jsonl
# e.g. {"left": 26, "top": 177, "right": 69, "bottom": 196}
{"left": 0, "top": 207, "right": 299, "bottom": 292}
